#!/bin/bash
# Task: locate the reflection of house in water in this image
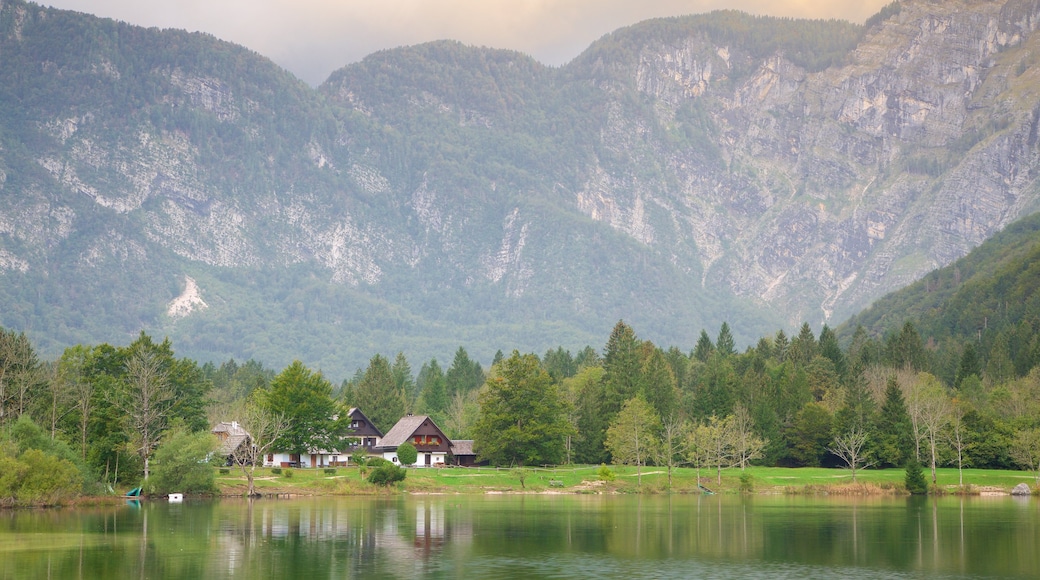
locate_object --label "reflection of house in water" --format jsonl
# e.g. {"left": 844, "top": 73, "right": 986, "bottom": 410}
{"left": 233, "top": 498, "right": 474, "bottom": 575}
{"left": 415, "top": 501, "right": 445, "bottom": 552}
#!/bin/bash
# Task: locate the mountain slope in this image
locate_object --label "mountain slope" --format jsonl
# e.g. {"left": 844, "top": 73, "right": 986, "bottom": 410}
{"left": 4, "top": 0, "right": 1040, "bottom": 379}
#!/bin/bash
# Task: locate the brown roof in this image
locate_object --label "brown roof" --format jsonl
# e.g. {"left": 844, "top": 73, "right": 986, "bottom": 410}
{"left": 377, "top": 415, "right": 450, "bottom": 450}
{"left": 212, "top": 421, "right": 250, "bottom": 455}
{"left": 450, "top": 440, "right": 475, "bottom": 456}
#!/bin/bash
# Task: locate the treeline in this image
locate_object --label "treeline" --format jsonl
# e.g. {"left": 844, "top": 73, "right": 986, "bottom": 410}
{"left": 0, "top": 329, "right": 215, "bottom": 504}
{"left": 5, "top": 311, "right": 1040, "bottom": 505}
{"left": 325, "top": 318, "right": 1040, "bottom": 483}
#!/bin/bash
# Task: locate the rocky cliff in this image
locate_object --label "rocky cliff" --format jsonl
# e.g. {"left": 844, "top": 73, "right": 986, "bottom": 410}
{"left": 2, "top": 0, "right": 1040, "bottom": 377}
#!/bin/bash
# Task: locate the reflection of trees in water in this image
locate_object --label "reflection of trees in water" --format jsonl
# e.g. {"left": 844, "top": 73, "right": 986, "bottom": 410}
{"left": 2, "top": 496, "right": 1039, "bottom": 577}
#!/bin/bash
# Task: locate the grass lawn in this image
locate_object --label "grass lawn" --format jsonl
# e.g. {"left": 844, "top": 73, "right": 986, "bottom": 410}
{"left": 213, "top": 464, "right": 1039, "bottom": 496}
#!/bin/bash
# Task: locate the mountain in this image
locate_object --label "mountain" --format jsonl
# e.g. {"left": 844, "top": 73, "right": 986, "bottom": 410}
{"left": 839, "top": 209, "right": 1040, "bottom": 384}
{"left": 3, "top": 0, "right": 1040, "bottom": 379}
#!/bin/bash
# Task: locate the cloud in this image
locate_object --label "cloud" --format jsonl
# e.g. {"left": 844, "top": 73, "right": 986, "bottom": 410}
{"left": 43, "top": 0, "right": 891, "bottom": 85}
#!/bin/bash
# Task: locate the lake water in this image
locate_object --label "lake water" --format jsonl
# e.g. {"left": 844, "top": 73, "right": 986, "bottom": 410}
{"left": 1, "top": 494, "right": 1037, "bottom": 579}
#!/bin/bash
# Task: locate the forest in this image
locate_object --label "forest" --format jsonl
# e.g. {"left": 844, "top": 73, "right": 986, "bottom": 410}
{"left": 3, "top": 298, "right": 1040, "bottom": 504}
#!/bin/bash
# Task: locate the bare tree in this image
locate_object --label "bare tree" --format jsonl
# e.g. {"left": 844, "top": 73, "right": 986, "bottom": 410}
{"left": 43, "top": 362, "right": 75, "bottom": 440}
{"left": 229, "top": 405, "right": 288, "bottom": 497}
{"left": 698, "top": 414, "right": 736, "bottom": 486}
{"left": 118, "top": 351, "right": 173, "bottom": 480}
{"left": 946, "top": 401, "right": 969, "bottom": 486}
{"left": 1010, "top": 427, "right": 1040, "bottom": 485}
{"left": 828, "top": 425, "right": 873, "bottom": 482}
{"left": 446, "top": 390, "right": 477, "bottom": 439}
{"left": 655, "top": 415, "right": 688, "bottom": 490}
{"left": 0, "top": 329, "right": 41, "bottom": 425}
{"left": 731, "top": 403, "right": 766, "bottom": 470}
{"left": 914, "top": 374, "right": 952, "bottom": 484}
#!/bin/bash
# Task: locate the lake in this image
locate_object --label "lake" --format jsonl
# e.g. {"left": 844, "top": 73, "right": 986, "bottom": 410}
{"left": 1, "top": 494, "right": 1037, "bottom": 578}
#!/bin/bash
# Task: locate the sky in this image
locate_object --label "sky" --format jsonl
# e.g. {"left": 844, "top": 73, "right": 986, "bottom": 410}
{"left": 43, "top": 1, "right": 893, "bottom": 86}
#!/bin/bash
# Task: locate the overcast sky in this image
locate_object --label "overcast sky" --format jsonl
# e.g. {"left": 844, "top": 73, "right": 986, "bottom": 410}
{"left": 43, "top": 1, "right": 892, "bottom": 86}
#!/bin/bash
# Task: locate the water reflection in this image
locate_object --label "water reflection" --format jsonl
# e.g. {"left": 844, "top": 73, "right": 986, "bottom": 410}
{"left": 1, "top": 495, "right": 1038, "bottom": 578}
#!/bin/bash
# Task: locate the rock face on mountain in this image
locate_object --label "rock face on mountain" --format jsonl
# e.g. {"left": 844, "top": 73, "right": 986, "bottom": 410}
{"left": 2, "top": 0, "right": 1040, "bottom": 376}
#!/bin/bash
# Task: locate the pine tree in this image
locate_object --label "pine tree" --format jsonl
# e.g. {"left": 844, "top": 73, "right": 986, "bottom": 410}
{"left": 773, "top": 329, "right": 789, "bottom": 362}
{"left": 354, "top": 354, "right": 405, "bottom": 433}
{"left": 715, "top": 322, "right": 736, "bottom": 358}
{"left": 955, "top": 343, "right": 981, "bottom": 388}
{"left": 602, "top": 320, "right": 643, "bottom": 418}
{"left": 874, "top": 377, "right": 912, "bottom": 467}
{"left": 639, "top": 345, "right": 678, "bottom": 419}
{"left": 693, "top": 330, "right": 715, "bottom": 363}
{"left": 391, "top": 352, "right": 416, "bottom": 407}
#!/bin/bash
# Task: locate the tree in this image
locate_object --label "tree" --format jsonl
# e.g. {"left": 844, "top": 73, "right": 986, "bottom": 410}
{"left": 117, "top": 350, "right": 173, "bottom": 480}
{"left": 368, "top": 463, "right": 406, "bottom": 487}
{"left": 0, "top": 328, "right": 42, "bottom": 426}
{"left": 397, "top": 441, "right": 418, "bottom": 467}
{"left": 715, "top": 323, "right": 736, "bottom": 358}
{"left": 230, "top": 404, "right": 288, "bottom": 497}
{"left": 887, "top": 321, "right": 926, "bottom": 371}
{"left": 955, "top": 343, "right": 981, "bottom": 388}
{"left": 731, "top": 403, "right": 766, "bottom": 469}
{"left": 911, "top": 373, "right": 951, "bottom": 484}
{"left": 828, "top": 425, "right": 872, "bottom": 482}
{"left": 789, "top": 323, "right": 818, "bottom": 367}
{"left": 445, "top": 389, "right": 478, "bottom": 439}
{"left": 905, "top": 458, "right": 928, "bottom": 494}
{"left": 639, "top": 345, "right": 678, "bottom": 419}
{"left": 655, "top": 415, "right": 688, "bottom": 490}
{"left": 145, "top": 425, "right": 217, "bottom": 495}
{"left": 693, "top": 330, "right": 714, "bottom": 363}
{"left": 604, "top": 397, "right": 660, "bottom": 486}
{"left": 873, "top": 377, "right": 912, "bottom": 467}
{"left": 416, "top": 359, "right": 448, "bottom": 416}
{"left": 602, "top": 320, "right": 643, "bottom": 418}
{"left": 260, "top": 361, "right": 342, "bottom": 455}
{"left": 446, "top": 347, "right": 484, "bottom": 396}
{"left": 391, "top": 352, "right": 416, "bottom": 408}
{"left": 1010, "top": 427, "right": 1040, "bottom": 485}
{"left": 697, "top": 414, "right": 735, "bottom": 485}
{"left": 788, "top": 402, "right": 833, "bottom": 467}
{"left": 352, "top": 354, "right": 405, "bottom": 434}
{"left": 946, "top": 400, "right": 970, "bottom": 487}
{"left": 472, "top": 351, "right": 572, "bottom": 466}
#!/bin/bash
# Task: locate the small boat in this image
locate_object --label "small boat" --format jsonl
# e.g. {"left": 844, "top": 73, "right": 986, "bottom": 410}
{"left": 126, "top": 487, "right": 142, "bottom": 497}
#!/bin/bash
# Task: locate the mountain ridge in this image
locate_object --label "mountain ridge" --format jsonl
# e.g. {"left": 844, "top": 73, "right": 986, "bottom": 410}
{"left": 3, "top": 0, "right": 1040, "bottom": 380}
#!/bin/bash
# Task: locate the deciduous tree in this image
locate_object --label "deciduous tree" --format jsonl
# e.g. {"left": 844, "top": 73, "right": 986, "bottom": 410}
{"left": 472, "top": 351, "right": 572, "bottom": 466}
{"left": 260, "top": 360, "right": 342, "bottom": 456}
{"left": 605, "top": 397, "right": 660, "bottom": 486}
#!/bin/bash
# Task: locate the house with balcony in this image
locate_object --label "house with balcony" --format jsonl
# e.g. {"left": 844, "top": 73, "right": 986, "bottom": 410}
{"left": 374, "top": 414, "right": 451, "bottom": 467}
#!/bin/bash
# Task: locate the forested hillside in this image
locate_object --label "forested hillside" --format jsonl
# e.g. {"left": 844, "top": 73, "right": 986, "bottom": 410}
{"left": 5, "top": 0, "right": 1040, "bottom": 380}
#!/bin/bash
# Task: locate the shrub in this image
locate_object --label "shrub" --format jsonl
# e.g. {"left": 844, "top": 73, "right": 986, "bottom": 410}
{"left": 739, "top": 472, "right": 754, "bottom": 493}
{"left": 323, "top": 468, "right": 337, "bottom": 475}
{"left": 397, "top": 442, "right": 418, "bottom": 467}
{"left": 367, "top": 457, "right": 390, "bottom": 469}
{"left": 597, "top": 464, "right": 615, "bottom": 482}
{"left": 219, "top": 468, "right": 230, "bottom": 475}
{"left": 145, "top": 427, "right": 218, "bottom": 496}
{"left": 16, "top": 449, "right": 82, "bottom": 505}
{"left": 271, "top": 467, "right": 283, "bottom": 475}
{"left": 368, "top": 464, "right": 406, "bottom": 487}
{"left": 905, "top": 459, "right": 928, "bottom": 495}
{"left": 283, "top": 469, "right": 293, "bottom": 479}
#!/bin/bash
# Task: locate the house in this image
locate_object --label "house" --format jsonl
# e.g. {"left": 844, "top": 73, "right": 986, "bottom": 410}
{"left": 448, "top": 439, "right": 484, "bottom": 467}
{"left": 263, "top": 408, "right": 386, "bottom": 468}
{"left": 374, "top": 414, "right": 451, "bottom": 467}
{"left": 345, "top": 407, "right": 383, "bottom": 450}
{"left": 211, "top": 421, "right": 251, "bottom": 465}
